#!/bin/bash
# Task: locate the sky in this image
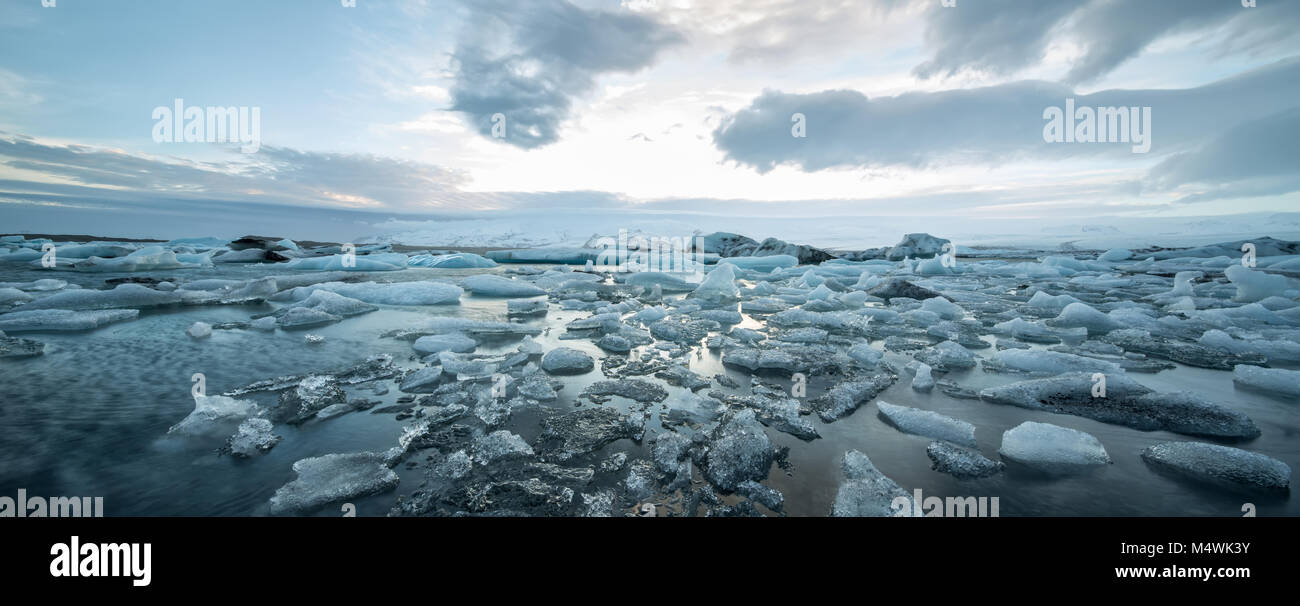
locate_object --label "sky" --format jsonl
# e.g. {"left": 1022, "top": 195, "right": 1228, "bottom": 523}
{"left": 1, "top": 0, "right": 1298, "bottom": 243}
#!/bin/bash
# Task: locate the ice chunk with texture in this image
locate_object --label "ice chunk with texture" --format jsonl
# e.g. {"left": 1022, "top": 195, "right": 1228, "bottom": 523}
{"left": 413, "top": 333, "right": 477, "bottom": 355}
{"left": 268, "top": 452, "right": 399, "bottom": 515}
{"left": 1141, "top": 442, "right": 1290, "bottom": 493}
{"left": 540, "top": 347, "right": 594, "bottom": 375}
{"left": 998, "top": 422, "right": 1110, "bottom": 474}
{"left": 831, "top": 450, "right": 908, "bottom": 517}
{"left": 288, "top": 281, "right": 462, "bottom": 305}
{"left": 17, "top": 283, "right": 181, "bottom": 311}
{"left": 0, "top": 309, "right": 139, "bottom": 332}
{"left": 876, "top": 401, "right": 977, "bottom": 447}
{"left": 286, "top": 252, "right": 408, "bottom": 271}
{"left": 168, "top": 395, "right": 262, "bottom": 438}
{"left": 406, "top": 252, "right": 497, "bottom": 268}
{"left": 1224, "top": 265, "right": 1289, "bottom": 302}
{"left": 1233, "top": 364, "right": 1300, "bottom": 398}
{"left": 463, "top": 274, "right": 547, "bottom": 297}
{"left": 927, "top": 442, "right": 1004, "bottom": 479}
{"left": 224, "top": 418, "right": 281, "bottom": 457}
{"left": 689, "top": 263, "right": 739, "bottom": 302}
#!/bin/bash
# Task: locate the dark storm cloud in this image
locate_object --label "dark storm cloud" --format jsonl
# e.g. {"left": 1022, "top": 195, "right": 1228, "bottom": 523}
{"left": 448, "top": 0, "right": 683, "bottom": 149}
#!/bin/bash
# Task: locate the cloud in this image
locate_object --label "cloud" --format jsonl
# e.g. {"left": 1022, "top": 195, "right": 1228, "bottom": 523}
{"left": 449, "top": 0, "right": 682, "bottom": 148}
{"left": 1146, "top": 106, "right": 1300, "bottom": 203}
{"left": 914, "top": 0, "right": 1087, "bottom": 80}
{"left": 623, "top": 0, "right": 914, "bottom": 65}
{"left": 712, "top": 57, "right": 1300, "bottom": 172}
{"left": 0, "top": 134, "right": 470, "bottom": 211}
{"left": 915, "top": 0, "right": 1300, "bottom": 84}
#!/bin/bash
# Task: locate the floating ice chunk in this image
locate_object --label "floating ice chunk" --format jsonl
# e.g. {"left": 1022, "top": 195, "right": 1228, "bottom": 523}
{"left": 0, "top": 288, "right": 33, "bottom": 307}
{"left": 213, "top": 248, "right": 270, "bottom": 263}
{"left": 470, "top": 430, "right": 535, "bottom": 465}
{"left": 224, "top": 418, "right": 281, "bottom": 458}
{"left": 463, "top": 274, "right": 547, "bottom": 297}
{"left": 914, "top": 340, "right": 977, "bottom": 371}
{"left": 407, "top": 252, "right": 497, "bottom": 268}
{"left": 689, "top": 263, "right": 739, "bottom": 303}
{"left": 0, "top": 335, "right": 44, "bottom": 357}
{"left": 275, "top": 307, "right": 340, "bottom": 328}
{"left": 285, "top": 252, "right": 408, "bottom": 271}
{"left": 1048, "top": 302, "right": 1123, "bottom": 334}
{"left": 848, "top": 343, "right": 884, "bottom": 367}
{"left": 0, "top": 249, "right": 42, "bottom": 263}
{"left": 281, "top": 290, "right": 376, "bottom": 317}
{"left": 920, "top": 296, "right": 965, "bottom": 320}
{"left": 1224, "top": 265, "right": 1289, "bottom": 302}
{"left": 927, "top": 442, "right": 1004, "bottom": 479}
{"left": 911, "top": 363, "right": 934, "bottom": 391}
{"left": 187, "top": 321, "right": 212, "bottom": 339}
{"left": 0, "top": 309, "right": 139, "bottom": 332}
{"left": 398, "top": 366, "right": 444, "bottom": 393}
{"left": 718, "top": 255, "right": 797, "bottom": 272}
{"left": 1141, "top": 442, "right": 1290, "bottom": 493}
{"left": 486, "top": 247, "right": 600, "bottom": 264}
{"left": 885, "top": 233, "right": 950, "bottom": 261}
{"left": 1098, "top": 248, "right": 1132, "bottom": 262}
{"left": 876, "top": 401, "right": 977, "bottom": 447}
{"left": 998, "top": 422, "right": 1110, "bottom": 474}
{"left": 250, "top": 316, "right": 277, "bottom": 331}
{"left": 51, "top": 244, "right": 133, "bottom": 259}
{"left": 1200, "top": 329, "right": 1300, "bottom": 364}
{"left": 168, "top": 395, "right": 262, "bottom": 438}
{"left": 17, "top": 283, "right": 181, "bottom": 311}
{"left": 540, "top": 347, "right": 595, "bottom": 375}
{"left": 289, "top": 281, "right": 462, "bottom": 305}
{"left": 596, "top": 334, "right": 632, "bottom": 353}
{"left": 625, "top": 271, "right": 694, "bottom": 293}
{"left": 1026, "top": 291, "right": 1081, "bottom": 311}
{"left": 1233, "top": 364, "right": 1300, "bottom": 398}
{"left": 507, "top": 297, "right": 548, "bottom": 315}
{"left": 866, "top": 279, "right": 941, "bottom": 301}
{"left": 831, "top": 450, "right": 908, "bottom": 517}
{"left": 702, "top": 410, "right": 774, "bottom": 492}
{"left": 269, "top": 452, "right": 399, "bottom": 515}
{"left": 1170, "top": 271, "right": 1203, "bottom": 297}
{"left": 987, "top": 349, "right": 1122, "bottom": 375}
{"left": 583, "top": 379, "right": 668, "bottom": 403}
{"left": 413, "top": 333, "right": 477, "bottom": 355}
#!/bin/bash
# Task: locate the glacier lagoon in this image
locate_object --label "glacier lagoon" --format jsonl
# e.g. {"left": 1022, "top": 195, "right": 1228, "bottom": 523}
{"left": 0, "top": 233, "right": 1296, "bottom": 517}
